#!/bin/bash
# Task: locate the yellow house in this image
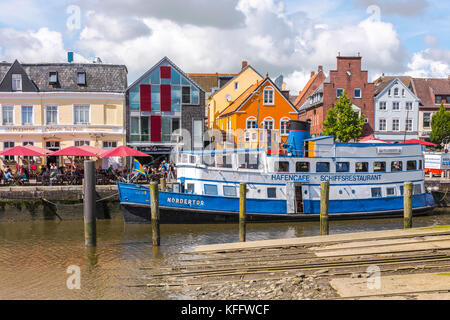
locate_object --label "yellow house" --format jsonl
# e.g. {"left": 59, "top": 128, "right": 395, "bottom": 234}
{"left": 208, "top": 61, "right": 263, "bottom": 129}
{"left": 0, "top": 59, "right": 127, "bottom": 169}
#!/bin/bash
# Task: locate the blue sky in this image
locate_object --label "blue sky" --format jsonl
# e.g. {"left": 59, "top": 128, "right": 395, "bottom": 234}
{"left": 0, "top": 0, "right": 449, "bottom": 91}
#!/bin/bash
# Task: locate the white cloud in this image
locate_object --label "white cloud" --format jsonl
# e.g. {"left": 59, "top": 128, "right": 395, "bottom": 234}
{"left": 406, "top": 48, "right": 450, "bottom": 77}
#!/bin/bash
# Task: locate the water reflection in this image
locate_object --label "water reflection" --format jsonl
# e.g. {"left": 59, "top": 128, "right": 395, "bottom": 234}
{"left": 0, "top": 208, "right": 448, "bottom": 299}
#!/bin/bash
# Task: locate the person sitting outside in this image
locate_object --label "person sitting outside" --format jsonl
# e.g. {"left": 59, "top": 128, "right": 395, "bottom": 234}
{"left": 5, "top": 169, "right": 13, "bottom": 184}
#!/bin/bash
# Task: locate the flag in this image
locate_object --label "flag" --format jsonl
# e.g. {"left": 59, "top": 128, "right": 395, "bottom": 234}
{"left": 133, "top": 159, "right": 146, "bottom": 176}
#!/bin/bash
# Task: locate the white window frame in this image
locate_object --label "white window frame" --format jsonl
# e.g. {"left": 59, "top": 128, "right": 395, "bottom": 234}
{"left": 379, "top": 101, "right": 387, "bottom": 111}
{"left": 262, "top": 117, "right": 274, "bottom": 130}
{"left": 405, "top": 119, "right": 413, "bottom": 132}
{"left": 263, "top": 88, "right": 274, "bottom": 105}
{"left": 246, "top": 116, "right": 257, "bottom": 129}
{"left": 45, "top": 105, "right": 58, "bottom": 125}
{"left": 73, "top": 104, "right": 91, "bottom": 125}
{"left": 12, "top": 74, "right": 22, "bottom": 91}
{"left": 77, "top": 72, "right": 86, "bottom": 85}
{"left": 74, "top": 140, "right": 90, "bottom": 147}
{"left": 234, "top": 82, "right": 239, "bottom": 90}
{"left": 392, "top": 118, "right": 400, "bottom": 131}
{"left": 394, "top": 87, "right": 399, "bottom": 97}
{"left": 21, "top": 105, "right": 33, "bottom": 125}
{"left": 379, "top": 118, "right": 386, "bottom": 131}
{"left": 280, "top": 117, "right": 290, "bottom": 136}
{"left": 423, "top": 112, "right": 431, "bottom": 128}
{"left": 405, "top": 101, "right": 413, "bottom": 111}
{"left": 2, "top": 105, "right": 14, "bottom": 125}
{"left": 22, "top": 141, "right": 34, "bottom": 146}
{"left": 336, "top": 88, "right": 344, "bottom": 98}
{"left": 354, "top": 88, "right": 361, "bottom": 98}
{"left": 3, "top": 141, "right": 15, "bottom": 161}
{"left": 392, "top": 101, "right": 400, "bottom": 111}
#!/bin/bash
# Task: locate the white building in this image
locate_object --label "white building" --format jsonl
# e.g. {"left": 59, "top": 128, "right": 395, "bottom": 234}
{"left": 373, "top": 77, "right": 420, "bottom": 142}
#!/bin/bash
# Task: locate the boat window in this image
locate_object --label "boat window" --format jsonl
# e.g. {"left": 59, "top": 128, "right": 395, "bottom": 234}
{"left": 386, "top": 187, "right": 396, "bottom": 196}
{"left": 186, "top": 184, "right": 195, "bottom": 194}
{"left": 204, "top": 184, "right": 218, "bottom": 196}
{"left": 267, "top": 187, "right": 277, "bottom": 198}
{"left": 223, "top": 186, "right": 237, "bottom": 197}
{"left": 190, "top": 155, "right": 196, "bottom": 164}
{"left": 374, "top": 162, "right": 386, "bottom": 172}
{"left": 238, "top": 153, "right": 259, "bottom": 169}
{"left": 419, "top": 160, "right": 423, "bottom": 170}
{"left": 355, "top": 162, "right": 369, "bottom": 172}
{"left": 371, "top": 187, "right": 382, "bottom": 198}
{"left": 407, "top": 160, "right": 417, "bottom": 171}
{"left": 296, "top": 162, "right": 310, "bottom": 172}
{"left": 336, "top": 162, "right": 350, "bottom": 172}
{"left": 216, "top": 154, "right": 233, "bottom": 168}
{"left": 391, "top": 161, "right": 403, "bottom": 172}
{"left": 399, "top": 185, "right": 404, "bottom": 196}
{"left": 274, "top": 161, "right": 290, "bottom": 172}
{"left": 316, "top": 162, "right": 330, "bottom": 173}
{"left": 414, "top": 184, "right": 422, "bottom": 194}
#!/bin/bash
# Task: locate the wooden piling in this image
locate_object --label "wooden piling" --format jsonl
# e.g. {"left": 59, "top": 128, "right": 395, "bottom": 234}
{"left": 150, "top": 181, "right": 160, "bottom": 246}
{"left": 404, "top": 182, "right": 413, "bottom": 229}
{"left": 239, "top": 183, "right": 247, "bottom": 242}
{"left": 84, "top": 160, "right": 96, "bottom": 247}
{"left": 320, "top": 181, "right": 330, "bottom": 236}
{"left": 160, "top": 178, "right": 167, "bottom": 191}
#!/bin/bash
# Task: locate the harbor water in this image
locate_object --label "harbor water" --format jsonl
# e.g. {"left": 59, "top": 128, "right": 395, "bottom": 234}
{"left": 0, "top": 207, "right": 449, "bottom": 300}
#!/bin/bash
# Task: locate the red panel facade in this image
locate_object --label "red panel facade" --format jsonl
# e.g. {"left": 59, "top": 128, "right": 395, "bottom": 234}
{"left": 160, "top": 84, "right": 171, "bottom": 111}
{"left": 150, "top": 115, "right": 162, "bottom": 142}
{"left": 160, "top": 66, "right": 171, "bottom": 79}
{"left": 140, "top": 84, "right": 151, "bottom": 111}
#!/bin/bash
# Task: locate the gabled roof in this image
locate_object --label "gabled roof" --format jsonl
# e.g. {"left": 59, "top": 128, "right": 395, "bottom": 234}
{"left": 218, "top": 76, "right": 298, "bottom": 118}
{"left": 373, "top": 75, "right": 412, "bottom": 96}
{"left": 127, "top": 56, "right": 204, "bottom": 93}
{"left": 293, "top": 71, "right": 324, "bottom": 107}
{"left": 374, "top": 77, "right": 419, "bottom": 101}
{"left": 209, "top": 64, "right": 264, "bottom": 99}
{"left": 410, "top": 77, "right": 450, "bottom": 107}
{"left": 0, "top": 60, "right": 127, "bottom": 93}
{"left": 187, "top": 73, "right": 236, "bottom": 93}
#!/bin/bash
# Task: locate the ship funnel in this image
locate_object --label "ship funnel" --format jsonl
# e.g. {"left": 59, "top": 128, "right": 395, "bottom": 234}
{"left": 284, "top": 120, "right": 310, "bottom": 157}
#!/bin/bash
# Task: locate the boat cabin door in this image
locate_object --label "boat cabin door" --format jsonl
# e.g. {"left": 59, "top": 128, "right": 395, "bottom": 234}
{"left": 295, "top": 183, "right": 303, "bottom": 213}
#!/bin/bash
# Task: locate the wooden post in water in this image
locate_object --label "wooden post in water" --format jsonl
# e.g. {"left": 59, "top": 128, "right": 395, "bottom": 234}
{"left": 150, "top": 181, "right": 160, "bottom": 246}
{"left": 320, "top": 181, "right": 330, "bottom": 236}
{"left": 239, "top": 183, "right": 247, "bottom": 242}
{"left": 84, "top": 160, "right": 96, "bottom": 247}
{"left": 160, "top": 177, "right": 167, "bottom": 191}
{"left": 404, "top": 182, "right": 413, "bottom": 229}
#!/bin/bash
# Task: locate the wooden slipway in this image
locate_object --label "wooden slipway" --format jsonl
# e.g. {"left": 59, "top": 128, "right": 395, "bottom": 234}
{"left": 193, "top": 226, "right": 450, "bottom": 253}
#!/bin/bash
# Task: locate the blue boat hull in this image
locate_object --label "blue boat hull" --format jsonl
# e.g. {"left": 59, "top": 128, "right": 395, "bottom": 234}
{"left": 117, "top": 182, "right": 436, "bottom": 224}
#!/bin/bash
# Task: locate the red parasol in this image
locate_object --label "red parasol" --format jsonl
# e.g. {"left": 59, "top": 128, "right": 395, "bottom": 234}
{"left": 0, "top": 145, "right": 46, "bottom": 157}
{"left": 79, "top": 145, "right": 107, "bottom": 156}
{"left": 24, "top": 145, "right": 52, "bottom": 155}
{"left": 48, "top": 146, "right": 99, "bottom": 157}
{"left": 100, "top": 145, "right": 151, "bottom": 157}
{"left": 403, "top": 139, "right": 437, "bottom": 146}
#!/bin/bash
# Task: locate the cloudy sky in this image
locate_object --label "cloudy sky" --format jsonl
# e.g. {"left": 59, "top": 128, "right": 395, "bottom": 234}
{"left": 0, "top": 0, "right": 449, "bottom": 93}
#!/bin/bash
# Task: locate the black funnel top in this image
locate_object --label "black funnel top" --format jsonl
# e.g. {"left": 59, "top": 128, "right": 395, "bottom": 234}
{"left": 288, "top": 120, "right": 310, "bottom": 132}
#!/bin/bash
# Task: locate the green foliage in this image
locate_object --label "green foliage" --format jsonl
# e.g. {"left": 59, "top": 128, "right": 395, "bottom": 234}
{"left": 322, "top": 90, "right": 366, "bottom": 142}
{"left": 430, "top": 101, "right": 450, "bottom": 147}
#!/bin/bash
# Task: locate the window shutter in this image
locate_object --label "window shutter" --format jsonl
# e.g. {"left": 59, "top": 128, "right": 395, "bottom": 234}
{"left": 140, "top": 84, "right": 151, "bottom": 111}
{"left": 150, "top": 115, "right": 162, "bottom": 142}
{"left": 160, "top": 84, "right": 171, "bottom": 111}
{"left": 160, "top": 66, "right": 171, "bottom": 79}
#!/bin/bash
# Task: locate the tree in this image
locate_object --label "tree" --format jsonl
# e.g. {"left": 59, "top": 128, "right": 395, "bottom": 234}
{"left": 322, "top": 90, "right": 366, "bottom": 142}
{"left": 430, "top": 101, "right": 450, "bottom": 147}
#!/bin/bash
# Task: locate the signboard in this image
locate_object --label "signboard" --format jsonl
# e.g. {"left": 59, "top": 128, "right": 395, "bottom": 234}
{"left": 377, "top": 147, "right": 402, "bottom": 154}
{"left": 138, "top": 146, "right": 173, "bottom": 154}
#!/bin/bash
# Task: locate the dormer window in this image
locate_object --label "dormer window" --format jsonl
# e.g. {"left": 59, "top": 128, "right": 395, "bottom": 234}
{"left": 12, "top": 74, "right": 22, "bottom": 91}
{"left": 436, "top": 95, "right": 442, "bottom": 104}
{"left": 77, "top": 72, "right": 86, "bottom": 85}
{"left": 49, "top": 72, "right": 58, "bottom": 84}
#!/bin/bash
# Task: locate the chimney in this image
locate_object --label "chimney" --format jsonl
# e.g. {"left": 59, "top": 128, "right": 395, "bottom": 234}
{"left": 310, "top": 71, "right": 315, "bottom": 78}
{"left": 242, "top": 61, "right": 248, "bottom": 69}
{"left": 318, "top": 65, "right": 323, "bottom": 73}
{"left": 68, "top": 52, "right": 74, "bottom": 63}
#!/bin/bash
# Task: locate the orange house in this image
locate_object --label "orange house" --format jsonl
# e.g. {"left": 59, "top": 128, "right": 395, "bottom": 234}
{"left": 217, "top": 76, "right": 299, "bottom": 148}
